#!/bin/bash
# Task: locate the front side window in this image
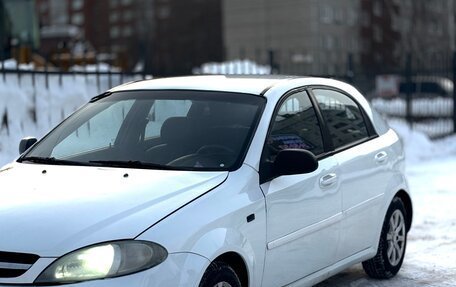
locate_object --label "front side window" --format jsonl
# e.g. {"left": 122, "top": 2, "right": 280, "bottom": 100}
{"left": 21, "top": 91, "right": 265, "bottom": 171}
{"left": 263, "top": 90, "right": 324, "bottom": 164}
{"left": 313, "top": 89, "right": 369, "bottom": 149}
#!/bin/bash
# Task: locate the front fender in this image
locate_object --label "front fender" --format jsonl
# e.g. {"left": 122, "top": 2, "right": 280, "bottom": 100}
{"left": 137, "top": 165, "right": 267, "bottom": 287}
{"left": 191, "top": 227, "right": 255, "bottom": 263}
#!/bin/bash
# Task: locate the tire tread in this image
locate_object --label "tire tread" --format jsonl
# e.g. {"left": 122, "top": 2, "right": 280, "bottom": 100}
{"left": 362, "top": 197, "right": 407, "bottom": 279}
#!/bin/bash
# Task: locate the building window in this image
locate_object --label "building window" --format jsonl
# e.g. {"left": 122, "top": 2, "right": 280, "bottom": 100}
{"left": 110, "top": 26, "right": 120, "bottom": 38}
{"left": 121, "top": 0, "right": 133, "bottom": 6}
{"left": 123, "top": 10, "right": 133, "bottom": 21}
{"left": 72, "top": 12, "right": 84, "bottom": 25}
{"left": 334, "top": 9, "right": 344, "bottom": 24}
{"left": 109, "top": 12, "right": 119, "bottom": 23}
{"left": 158, "top": 6, "right": 170, "bottom": 19}
{"left": 347, "top": 8, "right": 358, "bottom": 26}
{"left": 373, "top": 1, "right": 382, "bottom": 17}
{"left": 320, "top": 5, "right": 333, "bottom": 24}
{"left": 428, "top": 20, "right": 443, "bottom": 36}
{"left": 391, "top": 15, "right": 400, "bottom": 32}
{"left": 429, "top": 0, "right": 443, "bottom": 12}
{"left": 72, "top": 0, "right": 83, "bottom": 11}
{"left": 39, "top": 2, "right": 49, "bottom": 13}
{"left": 373, "top": 26, "right": 382, "bottom": 42}
{"left": 361, "top": 11, "right": 370, "bottom": 27}
{"left": 321, "top": 35, "right": 335, "bottom": 50}
{"left": 123, "top": 26, "right": 133, "bottom": 37}
{"left": 350, "top": 37, "right": 358, "bottom": 51}
{"left": 109, "top": 0, "right": 119, "bottom": 8}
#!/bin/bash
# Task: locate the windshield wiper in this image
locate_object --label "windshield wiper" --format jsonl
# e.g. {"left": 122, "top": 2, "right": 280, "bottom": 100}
{"left": 19, "top": 156, "right": 89, "bottom": 166}
{"left": 88, "top": 160, "right": 177, "bottom": 170}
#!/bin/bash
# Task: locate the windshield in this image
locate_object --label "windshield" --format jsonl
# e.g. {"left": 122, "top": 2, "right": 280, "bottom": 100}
{"left": 21, "top": 90, "right": 265, "bottom": 171}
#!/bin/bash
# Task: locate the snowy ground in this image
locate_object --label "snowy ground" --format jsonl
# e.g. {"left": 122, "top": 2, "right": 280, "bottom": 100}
{"left": 316, "top": 123, "right": 456, "bottom": 287}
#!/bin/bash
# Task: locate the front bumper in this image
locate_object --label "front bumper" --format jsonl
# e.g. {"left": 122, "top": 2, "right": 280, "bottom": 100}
{"left": 0, "top": 253, "right": 209, "bottom": 287}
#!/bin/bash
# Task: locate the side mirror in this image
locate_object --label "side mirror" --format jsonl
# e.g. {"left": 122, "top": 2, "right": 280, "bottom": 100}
{"left": 274, "top": 149, "right": 318, "bottom": 177}
{"left": 19, "top": 137, "right": 37, "bottom": 154}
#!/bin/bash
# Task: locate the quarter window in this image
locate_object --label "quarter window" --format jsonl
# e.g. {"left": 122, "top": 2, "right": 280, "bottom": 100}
{"left": 313, "top": 89, "right": 369, "bottom": 149}
{"left": 263, "top": 91, "right": 324, "bottom": 163}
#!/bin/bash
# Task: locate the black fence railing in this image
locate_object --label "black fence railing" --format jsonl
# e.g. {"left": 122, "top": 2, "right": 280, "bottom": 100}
{"left": 2, "top": 49, "right": 456, "bottom": 139}
{"left": 218, "top": 49, "right": 456, "bottom": 139}
{"left": 0, "top": 60, "right": 146, "bottom": 137}
{"left": 0, "top": 67, "right": 146, "bottom": 93}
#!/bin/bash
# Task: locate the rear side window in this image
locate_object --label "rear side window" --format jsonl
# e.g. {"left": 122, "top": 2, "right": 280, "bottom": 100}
{"left": 313, "top": 89, "right": 369, "bottom": 149}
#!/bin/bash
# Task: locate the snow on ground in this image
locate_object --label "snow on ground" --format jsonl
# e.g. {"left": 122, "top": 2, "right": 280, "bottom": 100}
{"left": 316, "top": 122, "right": 456, "bottom": 286}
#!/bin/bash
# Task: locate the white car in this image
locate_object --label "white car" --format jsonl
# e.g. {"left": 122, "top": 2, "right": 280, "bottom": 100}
{"left": 0, "top": 76, "right": 412, "bottom": 287}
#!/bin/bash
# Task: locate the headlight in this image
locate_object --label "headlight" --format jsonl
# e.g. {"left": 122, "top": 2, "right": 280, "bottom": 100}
{"left": 35, "top": 241, "right": 167, "bottom": 284}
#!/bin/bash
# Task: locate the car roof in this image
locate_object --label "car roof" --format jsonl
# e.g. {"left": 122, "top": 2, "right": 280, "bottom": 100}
{"left": 108, "top": 75, "right": 372, "bottom": 120}
{"left": 109, "top": 75, "right": 299, "bottom": 96}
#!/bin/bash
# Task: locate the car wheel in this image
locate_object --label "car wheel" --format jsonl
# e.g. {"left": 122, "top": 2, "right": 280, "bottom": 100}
{"left": 199, "top": 261, "right": 242, "bottom": 287}
{"left": 362, "top": 197, "right": 408, "bottom": 279}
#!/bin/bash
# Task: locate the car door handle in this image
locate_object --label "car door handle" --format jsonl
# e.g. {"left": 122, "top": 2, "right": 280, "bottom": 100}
{"left": 320, "top": 173, "right": 337, "bottom": 187}
{"left": 375, "top": 151, "right": 388, "bottom": 163}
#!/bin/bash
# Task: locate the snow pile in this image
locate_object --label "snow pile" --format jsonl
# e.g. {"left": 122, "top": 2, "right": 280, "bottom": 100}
{"left": 1, "top": 59, "right": 35, "bottom": 70}
{"left": 1, "top": 59, "right": 121, "bottom": 73}
{"left": 193, "top": 60, "right": 271, "bottom": 75}
{"left": 0, "top": 71, "right": 140, "bottom": 167}
{"left": 388, "top": 120, "right": 456, "bottom": 163}
{"left": 70, "top": 63, "right": 121, "bottom": 73}
{"left": 372, "top": 97, "right": 452, "bottom": 117}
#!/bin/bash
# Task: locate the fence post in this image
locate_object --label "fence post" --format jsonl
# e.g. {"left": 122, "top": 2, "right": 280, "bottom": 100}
{"left": 45, "top": 53, "right": 49, "bottom": 89}
{"left": 16, "top": 59, "right": 20, "bottom": 85}
{"left": 346, "top": 53, "right": 354, "bottom": 84}
{"left": 1, "top": 109, "right": 8, "bottom": 136}
{"left": 405, "top": 53, "right": 412, "bottom": 127}
{"left": 58, "top": 53, "right": 63, "bottom": 86}
{"left": 453, "top": 51, "right": 456, "bottom": 134}
{"left": 96, "top": 57, "right": 100, "bottom": 93}
{"left": 1, "top": 47, "right": 4, "bottom": 82}
{"left": 268, "top": 50, "right": 278, "bottom": 74}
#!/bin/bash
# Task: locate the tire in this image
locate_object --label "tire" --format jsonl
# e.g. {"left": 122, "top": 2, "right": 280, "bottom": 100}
{"left": 362, "top": 197, "right": 408, "bottom": 279}
{"left": 199, "top": 261, "right": 242, "bottom": 287}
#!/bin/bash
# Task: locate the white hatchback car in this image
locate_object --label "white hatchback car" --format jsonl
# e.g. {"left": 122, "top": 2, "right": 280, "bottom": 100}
{"left": 0, "top": 76, "right": 412, "bottom": 287}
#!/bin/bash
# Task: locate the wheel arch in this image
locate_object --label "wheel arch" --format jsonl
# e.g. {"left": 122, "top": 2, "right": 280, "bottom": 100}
{"left": 212, "top": 252, "right": 249, "bottom": 287}
{"left": 394, "top": 189, "right": 413, "bottom": 232}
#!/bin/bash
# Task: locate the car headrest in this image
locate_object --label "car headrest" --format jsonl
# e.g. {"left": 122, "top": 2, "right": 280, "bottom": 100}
{"left": 160, "top": 117, "right": 194, "bottom": 144}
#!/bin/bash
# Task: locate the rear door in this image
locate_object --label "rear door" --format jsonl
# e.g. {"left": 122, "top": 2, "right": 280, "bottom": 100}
{"left": 260, "top": 89, "right": 342, "bottom": 286}
{"left": 312, "top": 88, "right": 387, "bottom": 260}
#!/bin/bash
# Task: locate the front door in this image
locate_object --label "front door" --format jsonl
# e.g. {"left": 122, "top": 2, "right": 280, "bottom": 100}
{"left": 260, "top": 90, "right": 342, "bottom": 286}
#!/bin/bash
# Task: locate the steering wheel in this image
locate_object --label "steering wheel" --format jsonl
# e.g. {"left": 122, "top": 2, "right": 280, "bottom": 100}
{"left": 196, "top": 145, "right": 235, "bottom": 156}
{"left": 167, "top": 145, "right": 235, "bottom": 168}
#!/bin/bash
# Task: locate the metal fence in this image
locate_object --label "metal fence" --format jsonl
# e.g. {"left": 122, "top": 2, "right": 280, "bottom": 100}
{"left": 0, "top": 65, "right": 146, "bottom": 94}
{"left": 2, "top": 50, "right": 456, "bottom": 139}
{"left": 0, "top": 57, "right": 146, "bottom": 137}
{"left": 221, "top": 49, "right": 456, "bottom": 139}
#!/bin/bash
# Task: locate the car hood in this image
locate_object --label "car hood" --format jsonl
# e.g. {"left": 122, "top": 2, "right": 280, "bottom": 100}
{"left": 0, "top": 163, "right": 227, "bottom": 256}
